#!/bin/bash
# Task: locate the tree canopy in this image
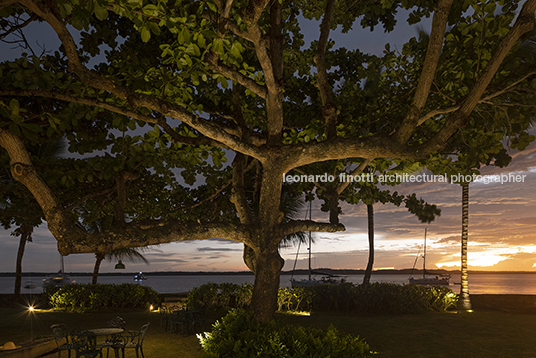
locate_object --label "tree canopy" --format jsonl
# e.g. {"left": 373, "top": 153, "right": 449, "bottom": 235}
{"left": 1, "top": 0, "right": 536, "bottom": 321}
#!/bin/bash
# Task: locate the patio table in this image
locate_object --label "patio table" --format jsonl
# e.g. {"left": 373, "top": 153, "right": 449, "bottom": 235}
{"left": 86, "top": 328, "right": 124, "bottom": 358}
{"left": 87, "top": 328, "right": 124, "bottom": 336}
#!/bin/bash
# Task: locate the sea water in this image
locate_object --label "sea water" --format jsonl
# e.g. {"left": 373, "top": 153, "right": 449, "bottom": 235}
{"left": 1, "top": 273, "right": 536, "bottom": 295}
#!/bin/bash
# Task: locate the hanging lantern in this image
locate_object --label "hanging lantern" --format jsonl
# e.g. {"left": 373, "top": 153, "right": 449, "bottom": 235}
{"left": 115, "top": 260, "right": 126, "bottom": 269}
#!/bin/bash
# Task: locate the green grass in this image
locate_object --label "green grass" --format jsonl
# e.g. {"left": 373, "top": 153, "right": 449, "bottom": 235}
{"left": 0, "top": 305, "right": 203, "bottom": 358}
{"left": 2, "top": 305, "right": 536, "bottom": 358}
{"left": 284, "top": 311, "right": 536, "bottom": 358}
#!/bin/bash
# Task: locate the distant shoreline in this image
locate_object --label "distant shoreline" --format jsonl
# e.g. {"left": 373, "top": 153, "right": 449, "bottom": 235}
{"left": 1, "top": 269, "right": 536, "bottom": 277}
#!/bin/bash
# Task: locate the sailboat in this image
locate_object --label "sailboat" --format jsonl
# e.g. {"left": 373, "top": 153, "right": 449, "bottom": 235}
{"left": 290, "top": 202, "right": 345, "bottom": 288}
{"left": 43, "top": 256, "right": 76, "bottom": 288}
{"left": 409, "top": 229, "right": 450, "bottom": 286}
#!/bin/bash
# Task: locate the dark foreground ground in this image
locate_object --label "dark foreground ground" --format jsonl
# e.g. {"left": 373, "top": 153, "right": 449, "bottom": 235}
{"left": 2, "top": 294, "right": 536, "bottom": 358}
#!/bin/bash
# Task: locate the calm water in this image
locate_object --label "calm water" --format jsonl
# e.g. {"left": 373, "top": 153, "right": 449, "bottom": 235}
{"left": 2, "top": 273, "right": 536, "bottom": 295}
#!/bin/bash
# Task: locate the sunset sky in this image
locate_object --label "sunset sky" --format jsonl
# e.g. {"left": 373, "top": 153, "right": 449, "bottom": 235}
{"left": 1, "top": 136, "right": 535, "bottom": 274}
{"left": 1, "top": 7, "right": 536, "bottom": 274}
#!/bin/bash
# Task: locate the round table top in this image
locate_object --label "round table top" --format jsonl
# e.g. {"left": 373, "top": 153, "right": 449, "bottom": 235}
{"left": 87, "top": 328, "right": 124, "bottom": 336}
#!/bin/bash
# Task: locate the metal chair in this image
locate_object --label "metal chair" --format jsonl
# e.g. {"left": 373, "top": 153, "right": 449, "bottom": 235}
{"left": 70, "top": 328, "right": 103, "bottom": 358}
{"left": 168, "top": 308, "right": 191, "bottom": 334}
{"left": 106, "top": 316, "right": 126, "bottom": 330}
{"left": 98, "top": 317, "right": 126, "bottom": 358}
{"left": 158, "top": 305, "right": 170, "bottom": 331}
{"left": 51, "top": 323, "right": 77, "bottom": 358}
{"left": 116, "top": 323, "right": 150, "bottom": 358}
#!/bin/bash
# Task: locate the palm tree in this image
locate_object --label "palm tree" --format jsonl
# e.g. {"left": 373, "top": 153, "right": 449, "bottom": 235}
{"left": 362, "top": 203, "right": 374, "bottom": 285}
{"left": 92, "top": 247, "right": 150, "bottom": 284}
{"left": 457, "top": 183, "right": 472, "bottom": 312}
{"left": 73, "top": 209, "right": 151, "bottom": 284}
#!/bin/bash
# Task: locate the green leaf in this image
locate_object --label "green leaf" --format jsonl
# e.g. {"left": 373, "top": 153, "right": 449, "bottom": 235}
{"left": 141, "top": 26, "right": 151, "bottom": 42}
{"left": 9, "top": 123, "right": 21, "bottom": 136}
{"left": 178, "top": 28, "right": 190, "bottom": 45}
{"left": 9, "top": 99, "right": 20, "bottom": 116}
{"left": 206, "top": 1, "right": 217, "bottom": 12}
{"left": 94, "top": 6, "right": 108, "bottom": 20}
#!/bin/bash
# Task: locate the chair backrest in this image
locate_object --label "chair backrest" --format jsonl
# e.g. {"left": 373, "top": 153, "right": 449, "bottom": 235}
{"left": 51, "top": 324, "right": 68, "bottom": 345}
{"left": 70, "top": 328, "right": 97, "bottom": 349}
{"left": 138, "top": 323, "right": 150, "bottom": 344}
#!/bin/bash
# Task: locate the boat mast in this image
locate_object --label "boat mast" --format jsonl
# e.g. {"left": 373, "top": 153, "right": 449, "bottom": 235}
{"left": 422, "top": 228, "right": 427, "bottom": 279}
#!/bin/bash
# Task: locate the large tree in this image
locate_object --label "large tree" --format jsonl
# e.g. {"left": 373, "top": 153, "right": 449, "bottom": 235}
{"left": 1, "top": 0, "right": 536, "bottom": 322}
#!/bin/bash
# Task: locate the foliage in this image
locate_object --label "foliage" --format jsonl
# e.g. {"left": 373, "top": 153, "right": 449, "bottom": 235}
{"left": 186, "top": 282, "right": 457, "bottom": 315}
{"left": 308, "top": 282, "right": 458, "bottom": 315}
{"left": 44, "top": 283, "right": 160, "bottom": 312}
{"left": 197, "top": 309, "right": 372, "bottom": 358}
{"left": 185, "top": 282, "right": 253, "bottom": 310}
{"left": 2, "top": 0, "right": 536, "bottom": 321}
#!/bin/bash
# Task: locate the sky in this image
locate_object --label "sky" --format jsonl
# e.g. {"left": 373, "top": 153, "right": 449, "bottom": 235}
{"left": 1, "top": 5, "right": 536, "bottom": 273}
{"left": 1, "top": 138, "right": 536, "bottom": 273}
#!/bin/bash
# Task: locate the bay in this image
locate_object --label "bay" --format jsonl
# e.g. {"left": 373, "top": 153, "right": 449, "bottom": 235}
{"left": 2, "top": 272, "right": 536, "bottom": 295}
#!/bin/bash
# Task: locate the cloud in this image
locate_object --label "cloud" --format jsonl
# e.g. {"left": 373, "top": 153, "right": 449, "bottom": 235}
{"left": 197, "top": 247, "right": 243, "bottom": 252}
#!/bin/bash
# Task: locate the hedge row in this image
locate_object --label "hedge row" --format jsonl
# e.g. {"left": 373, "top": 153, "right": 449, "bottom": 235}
{"left": 44, "top": 283, "right": 160, "bottom": 312}
{"left": 186, "top": 281, "right": 458, "bottom": 315}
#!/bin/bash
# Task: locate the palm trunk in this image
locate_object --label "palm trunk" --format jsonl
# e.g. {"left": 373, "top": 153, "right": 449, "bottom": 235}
{"left": 92, "top": 253, "right": 105, "bottom": 284}
{"left": 458, "top": 183, "right": 472, "bottom": 312}
{"left": 363, "top": 203, "right": 374, "bottom": 286}
{"left": 14, "top": 226, "right": 31, "bottom": 295}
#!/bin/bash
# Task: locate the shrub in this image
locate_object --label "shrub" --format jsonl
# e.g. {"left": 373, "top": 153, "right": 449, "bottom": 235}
{"left": 185, "top": 283, "right": 253, "bottom": 310}
{"left": 309, "top": 282, "right": 458, "bottom": 315}
{"left": 198, "top": 309, "right": 372, "bottom": 358}
{"left": 47, "top": 283, "right": 160, "bottom": 312}
{"left": 186, "top": 282, "right": 457, "bottom": 315}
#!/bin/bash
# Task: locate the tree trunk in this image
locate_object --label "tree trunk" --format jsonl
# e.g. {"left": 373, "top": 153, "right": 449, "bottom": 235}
{"left": 243, "top": 245, "right": 257, "bottom": 274}
{"left": 14, "top": 225, "right": 32, "bottom": 296}
{"left": 328, "top": 190, "right": 339, "bottom": 225}
{"left": 250, "top": 248, "right": 284, "bottom": 323}
{"left": 92, "top": 253, "right": 105, "bottom": 284}
{"left": 457, "top": 183, "right": 472, "bottom": 312}
{"left": 363, "top": 203, "right": 374, "bottom": 286}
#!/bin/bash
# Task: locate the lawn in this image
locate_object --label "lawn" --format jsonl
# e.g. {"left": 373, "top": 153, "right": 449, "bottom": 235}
{"left": 0, "top": 305, "right": 204, "bottom": 358}
{"left": 1, "top": 301, "right": 535, "bottom": 357}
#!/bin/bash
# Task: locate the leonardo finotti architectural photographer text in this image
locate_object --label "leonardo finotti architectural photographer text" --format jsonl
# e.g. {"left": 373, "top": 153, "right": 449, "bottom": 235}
{"left": 282, "top": 172, "right": 527, "bottom": 184}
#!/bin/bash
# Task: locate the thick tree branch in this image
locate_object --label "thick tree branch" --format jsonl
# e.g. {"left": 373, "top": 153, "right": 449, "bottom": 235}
{"left": 239, "top": 0, "right": 270, "bottom": 27}
{"left": 395, "top": 0, "right": 454, "bottom": 143}
{"left": 0, "top": 128, "right": 255, "bottom": 254}
{"left": 284, "top": 136, "right": 422, "bottom": 172}
{"left": 158, "top": 120, "right": 224, "bottom": 147}
{"left": 230, "top": 153, "right": 254, "bottom": 224}
{"left": 280, "top": 220, "right": 345, "bottom": 238}
{"left": 314, "top": 0, "right": 338, "bottom": 140}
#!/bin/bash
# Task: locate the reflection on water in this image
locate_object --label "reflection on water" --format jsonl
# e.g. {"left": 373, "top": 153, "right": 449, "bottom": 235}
{"left": 2, "top": 273, "right": 536, "bottom": 295}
